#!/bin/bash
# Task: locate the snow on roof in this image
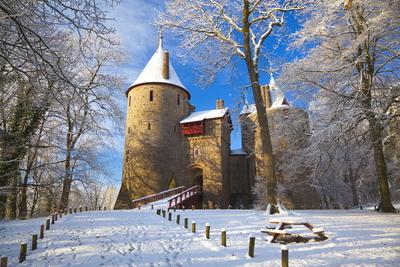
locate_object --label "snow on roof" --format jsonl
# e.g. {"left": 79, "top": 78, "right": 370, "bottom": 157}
{"left": 240, "top": 76, "right": 290, "bottom": 114}
{"left": 129, "top": 37, "right": 187, "bottom": 91}
{"left": 180, "top": 108, "right": 228, "bottom": 123}
{"left": 231, "top": 148, "right": 247, "bottom": 155}
{"left": 271, "top": 96, "right": 290, "bottom": 108}
{"left": 270, "top": 73, "right": 277, "bottom": 88}
{"left": 240, "top": 104, "right": 256, "bottom": 115}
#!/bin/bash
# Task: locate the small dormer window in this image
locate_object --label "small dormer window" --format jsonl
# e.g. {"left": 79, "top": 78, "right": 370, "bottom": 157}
{"left": 147, "top": 123, "right": 151, "bottom": 130}
{"left": 149, "top": 90, "right": 154, "bottom": 102}
{"left": 177, "top": 94, "right": 180, "bottom": 105}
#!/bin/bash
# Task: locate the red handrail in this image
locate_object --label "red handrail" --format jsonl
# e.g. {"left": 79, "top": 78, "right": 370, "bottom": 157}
{"left": 131, "top": 186, "right": 186, "bottom": 208}
{"left": 168, "top": 185, "right": 201, "bottom": 209}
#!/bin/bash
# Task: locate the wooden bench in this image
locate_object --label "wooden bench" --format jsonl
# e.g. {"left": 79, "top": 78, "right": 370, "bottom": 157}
{"left": 263, "top": 219, "right": 328, "bottom": 243}
{"left": 262, "top": 229, "right": 287, "bottom": 235}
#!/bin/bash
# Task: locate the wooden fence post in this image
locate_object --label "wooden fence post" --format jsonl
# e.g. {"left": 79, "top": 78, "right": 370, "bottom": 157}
{"left": 79, "top": 206, "right": 82, "bottom": 213}
{"left": 151, "top": 205, "right": 154, "bottom": 210}
{"left": 55, "top": 212, "right": 58, "bottom": 221}
{"left": 281, "top": 245, "right": 289, "bottom": 267}
{"left": 192, "top": 221, "right": 196, "bottom": 233}
{"left": 184, "top": 218, "right": 188, "bottom": 228}
{"left": 32, "top": 234, "right": 38, "bottom": 250}
{"left": 99, "top": 206, "right": 101, "bottom": 211}
{"left": 69, "top": 208, "right": 72, "bottom": 214}
{"left": 205, "top": 223, "right": 210, "bottom": 239}
{"left": 162, "top": 210, "right": 166, "bottom": 218}
{"left": 168, "top": 212, "right": 172, "bottom": 221}
{"left": 85, "top": 206, "right": 88, "bottom": 212}
{"left": 45, "top": 219, "right": 50, "bottom": 230}
{"left": 248, "top": 236, "right": 255, "bottom": 258}
{"left": 221, "top": 228, "right": 227, "bottom": 247}
{"left": 19, "top": 243, "right": 27, "bottom": 263}
{"left": 176, "top": 215, "right": 180, "bottom": 224}
{"left": 64, "top": 209, "right": 67, "bottom": 215}
{"left": 138, "top": 205, "right": 141, "bottom": 210}
{"left": 74, "top": 208, "right": 77, "bottom": 213}
{"left": 156, "top": 209, "right": 160, "bottom": 215}
{"left": 0, "top": 257, "right": 7, "bottom": 267}
{"left": 51, "top": 214, "right": 55, "bottom": 224}
{"left": 40, "top": 224, "right": 44, "bottom": 239}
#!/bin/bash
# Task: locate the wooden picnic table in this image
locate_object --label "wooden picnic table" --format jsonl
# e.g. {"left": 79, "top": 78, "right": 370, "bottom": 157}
{"left": 261, "top": 219, "right": 328, "bottom": 243}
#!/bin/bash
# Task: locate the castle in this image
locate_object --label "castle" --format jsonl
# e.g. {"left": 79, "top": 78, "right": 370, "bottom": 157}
{"left": 114, "top": 37, "right": 320, "bottom": 210}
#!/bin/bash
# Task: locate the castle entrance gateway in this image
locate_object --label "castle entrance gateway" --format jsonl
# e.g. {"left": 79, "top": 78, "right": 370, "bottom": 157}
{"left": 190, "top": 167, "right": 203, "bottom": 205}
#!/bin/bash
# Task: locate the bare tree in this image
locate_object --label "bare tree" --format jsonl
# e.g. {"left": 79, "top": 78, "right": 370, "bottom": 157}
{"left": 53, "top": 36, "right": 123, "bottom": 212}
{"left": 0, "top": 0, "right": 122, "bottom": 219}
{"left": 158, "top": 0, "right": 309, "bottom": 213}
{"left": 281, "top": 0, "right": 399, "bottom": 212}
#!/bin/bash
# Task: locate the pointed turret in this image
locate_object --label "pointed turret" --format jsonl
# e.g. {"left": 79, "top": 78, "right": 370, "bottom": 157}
{"left": 127, "top": 34, "right": 189, "bottom": 97}
{"left": 269, "top": 73, "right": 289, "bottom": 108}
{"left": 116, "top": 34, "right": 192, "bottom": 209}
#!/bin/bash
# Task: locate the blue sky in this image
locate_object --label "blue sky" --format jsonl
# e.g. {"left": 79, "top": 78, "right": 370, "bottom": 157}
{"left": 106, "top": 0, "right": 303, "bottom": 186}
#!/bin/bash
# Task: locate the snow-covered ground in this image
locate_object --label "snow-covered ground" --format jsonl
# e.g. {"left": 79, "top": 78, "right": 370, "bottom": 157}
{"left": 1, "top": 206, "right": 399, "bottom": 266}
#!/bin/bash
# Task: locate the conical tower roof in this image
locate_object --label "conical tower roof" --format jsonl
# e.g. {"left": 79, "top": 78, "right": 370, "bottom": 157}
{"left": 127, "top": 36, "right": 189, "bottom": 97}
{"left": 269, "top": 73, "right": 290, "bottom": 108}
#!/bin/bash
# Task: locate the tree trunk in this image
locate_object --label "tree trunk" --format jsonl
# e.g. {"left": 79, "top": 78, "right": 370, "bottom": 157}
{"left": 367, "top": 115, "right": 396, "bottom": 212}
{"left": 18, "top": 173, "right": 29, "bottom": 219}
{"left": 6, "top": 165, "right": 19, "bottom": 220}
{"left": 59, "top": 166, "right": 72, "bottom": 211}
{"left": 347, "top": 164, "right": 359, "bottom": 207}
{"left": 0, "top": 133, "right": 20, "bottom": 219}
{"left": 347, "top": 3, "right": 396, "bottom": 213}
{"left": 242, "top": 0, "right": 278, "bottom": 213}
{"left": 45, "top": 187, "right": 53, "bottom": 214}
{"left": 29, "top": 185, "right": 39, "bottom": 218}
{"left": 59, "top": 131, "right": 73, "bottom": 211}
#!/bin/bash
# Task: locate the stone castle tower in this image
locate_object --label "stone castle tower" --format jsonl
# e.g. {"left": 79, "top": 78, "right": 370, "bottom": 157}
{"left": 115, "top": 37, "right": 320, "bottom": 210}
{"left": 240, "top": 76, "right": 320, "bottom": 209}
{"left": 114, "top": 37, "right": 192, "bottom": 209}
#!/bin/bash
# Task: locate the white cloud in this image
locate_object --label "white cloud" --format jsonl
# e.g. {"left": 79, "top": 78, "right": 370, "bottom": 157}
{"left": 111, "top": 0, "right": 161, "bottom": 65}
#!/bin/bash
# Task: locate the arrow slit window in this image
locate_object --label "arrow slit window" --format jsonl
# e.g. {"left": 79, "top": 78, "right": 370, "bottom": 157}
{"left": 149, "top": 90, "right": 154, "bottom": 101}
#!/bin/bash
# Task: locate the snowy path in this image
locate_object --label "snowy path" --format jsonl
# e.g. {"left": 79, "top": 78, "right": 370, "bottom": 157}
{"left": 14, "top": 210, "right": 197, "bottom": 267}
{"left": 1, "top": 207, "right": 400, "bottom": 266}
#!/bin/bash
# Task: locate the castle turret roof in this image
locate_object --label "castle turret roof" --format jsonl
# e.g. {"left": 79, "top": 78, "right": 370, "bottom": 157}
{"left": 240, "top": 75, "right": 290, "bottom": 114}
{"left": 127, "top": 36, "right": 189, "bottom": 96}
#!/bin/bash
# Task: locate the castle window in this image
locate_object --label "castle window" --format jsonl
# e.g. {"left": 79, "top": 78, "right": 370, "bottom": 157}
{"left": 147, "top": 123, "right": 151, "bottom": 130}
{"left": 129, "top": 96, "right": 131, "bottom": 107}
{"left": 283, "top": 109, "right": 289, "bottom": 119}
{"left": 193, "top": 146, "right": 200, "bottom": 158}
{"left": 149, "top": 90, "right": 154, "bottom": 102}
{"left": 177, "top": 94, "right": 180, "bottom": 105}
